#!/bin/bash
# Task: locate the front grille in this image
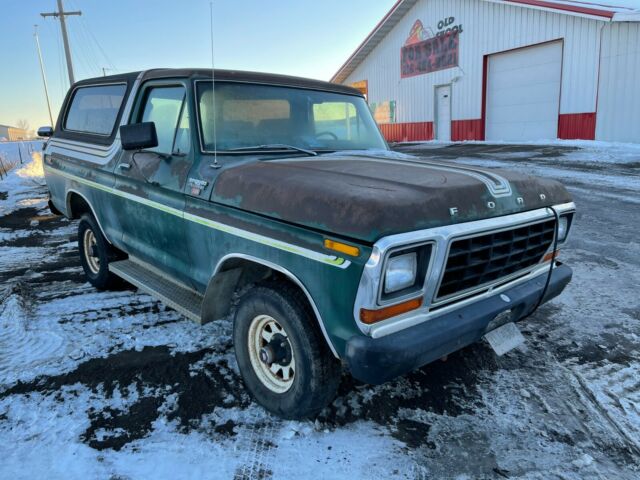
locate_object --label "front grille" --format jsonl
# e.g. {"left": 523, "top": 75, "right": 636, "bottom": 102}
{"left": 436, "top": 219, "right": 556, "bottom": 300}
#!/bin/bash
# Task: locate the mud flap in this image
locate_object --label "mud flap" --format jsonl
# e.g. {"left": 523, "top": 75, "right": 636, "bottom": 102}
{"left": 483, "top": 321, "right": 525, "bottom": 356}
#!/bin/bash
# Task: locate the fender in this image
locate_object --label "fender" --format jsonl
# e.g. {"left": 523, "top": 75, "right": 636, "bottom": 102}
{"left": 206, "top": 253, "right": 339, "bottom": 358}
{"left": 66, "top": 189, "right": 112, "bottom": 244}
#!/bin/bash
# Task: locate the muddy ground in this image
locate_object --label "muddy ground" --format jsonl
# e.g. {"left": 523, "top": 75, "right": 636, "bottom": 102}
{"left": 0, "top": 144, "right": 639, "bottom": 479}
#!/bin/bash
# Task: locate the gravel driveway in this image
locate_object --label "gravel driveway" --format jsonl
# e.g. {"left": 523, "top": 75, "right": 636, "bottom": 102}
{"left": 1, "top": 143, "right": 639, "bottom": 479}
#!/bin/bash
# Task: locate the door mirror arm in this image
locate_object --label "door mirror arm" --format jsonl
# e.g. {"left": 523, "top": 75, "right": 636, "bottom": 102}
{"left": 140, "top": 149, "right": 172, "bottom": 160}
{"left": 130, "top": 151, "right": 161, "bottom": 187}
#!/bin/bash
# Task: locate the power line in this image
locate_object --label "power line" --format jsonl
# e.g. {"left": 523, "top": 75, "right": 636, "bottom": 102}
{"left": 33, "top": 25, "right": 54, "bottom": 126}
{"left": 41, "top": 0, "right": 81, "bottom": 85}
{"left": 68, "top": 0, "right": 117, "bottom": 72}
{"left": 54, "top": 21, "right": 67, "bottom": 97}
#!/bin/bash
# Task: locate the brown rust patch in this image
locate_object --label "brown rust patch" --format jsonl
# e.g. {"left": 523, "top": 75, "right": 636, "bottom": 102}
{"left": 212, "top": 155, "right": 572, "bottom": 242}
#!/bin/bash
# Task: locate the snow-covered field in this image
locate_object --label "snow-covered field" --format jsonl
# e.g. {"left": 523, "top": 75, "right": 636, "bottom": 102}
{"left": 1, "top": 143, "right": 639, "bottom": 479}
{"left": 0, "top": 142, "right": 43, "bottom": 180}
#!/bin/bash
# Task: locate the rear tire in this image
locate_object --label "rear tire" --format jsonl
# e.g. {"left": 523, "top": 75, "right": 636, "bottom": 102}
{"left": 78, "top": 213, "right": 122, "bottom": 290}
{"left": 233, "top": 280, "right": 341, "bottom": 419}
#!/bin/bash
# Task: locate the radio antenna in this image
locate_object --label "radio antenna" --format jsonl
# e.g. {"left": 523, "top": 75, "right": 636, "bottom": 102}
{"left": 209, "top": 1, "right": 220, "bottom": 168}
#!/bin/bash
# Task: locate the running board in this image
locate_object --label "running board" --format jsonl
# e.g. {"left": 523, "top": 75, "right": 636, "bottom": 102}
{"left": 109, "top": 259, "right": 203, "bottom": 323}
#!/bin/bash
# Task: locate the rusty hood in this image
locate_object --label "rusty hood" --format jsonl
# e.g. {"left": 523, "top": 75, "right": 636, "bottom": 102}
{"left": 211, "top": 152, "right": 572, "bottom": 243}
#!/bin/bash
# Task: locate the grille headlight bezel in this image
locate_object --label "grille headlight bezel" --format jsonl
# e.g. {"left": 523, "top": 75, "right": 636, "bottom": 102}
{"left": 379, "top": 243, "right": 433, "bottom": 304}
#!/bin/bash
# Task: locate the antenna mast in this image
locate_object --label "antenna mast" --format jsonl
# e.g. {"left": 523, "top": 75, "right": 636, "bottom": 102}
{"left": 210, "top": 1, "right": 219, "bottom": 168}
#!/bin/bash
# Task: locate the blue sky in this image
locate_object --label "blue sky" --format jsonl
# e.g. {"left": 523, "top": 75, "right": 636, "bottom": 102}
{"left": 0, "top": 0, "right": 395, "bottom": 130}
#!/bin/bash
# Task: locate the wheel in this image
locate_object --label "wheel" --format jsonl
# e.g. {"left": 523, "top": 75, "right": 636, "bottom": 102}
{"left": 233, "top": 280, "right": 341, "bottom": 419}
{"left": 78, "top": 213, "right": 122, "bottom": 290}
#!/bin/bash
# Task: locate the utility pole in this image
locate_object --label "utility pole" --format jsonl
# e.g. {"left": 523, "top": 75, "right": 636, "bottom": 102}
{"left": 33, "top": 25, "right": 54, "bottom": 127}
{"left": 41, "top": 0, "right": 81, "bottom": 86}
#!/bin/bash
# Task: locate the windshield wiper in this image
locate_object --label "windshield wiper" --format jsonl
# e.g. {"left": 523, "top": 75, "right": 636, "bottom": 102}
{"left": 228, "top": 144, "right": 318, "bottom": 157}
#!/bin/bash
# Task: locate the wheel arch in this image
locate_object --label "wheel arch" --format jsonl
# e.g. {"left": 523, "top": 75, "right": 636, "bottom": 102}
{"left": 202, "top": 253, "right": 339, "bottom": 358}
{"left": 66, "top": 189, "right": 112, "bottom": 244}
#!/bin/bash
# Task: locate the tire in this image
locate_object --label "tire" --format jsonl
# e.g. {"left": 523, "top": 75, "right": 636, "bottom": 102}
{"left": 78, "top": 213, "right": 123, "bottom": 290}
{"left": 233, "top": 280, "right": 341, "bottom": 419}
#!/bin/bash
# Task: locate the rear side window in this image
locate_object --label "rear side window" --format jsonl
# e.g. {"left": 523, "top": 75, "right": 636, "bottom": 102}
{"left": 64, "top": 84, "right": 127, "bottom": 135}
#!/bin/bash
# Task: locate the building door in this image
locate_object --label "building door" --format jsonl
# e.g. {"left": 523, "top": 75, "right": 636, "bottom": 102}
{"left": 435, "top": 85, "right": 451, "bottom": 141}
{"left": 486, "top": 41, "right": 562, "bottom": 141}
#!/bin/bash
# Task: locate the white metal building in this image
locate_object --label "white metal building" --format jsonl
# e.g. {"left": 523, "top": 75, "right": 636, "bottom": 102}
{"left": 332, "top": 0, "right": 640, "bottom": 143}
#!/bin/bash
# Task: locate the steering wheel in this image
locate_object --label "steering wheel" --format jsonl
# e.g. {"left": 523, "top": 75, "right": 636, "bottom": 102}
{"left": 315, "top": 131, "right": 339, "bottom": 140}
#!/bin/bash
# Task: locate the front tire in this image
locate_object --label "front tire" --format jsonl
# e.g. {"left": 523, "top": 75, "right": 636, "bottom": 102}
{"left": 78, "top": 213, "right": 122, "bottom": 290}
{"left": 233, "top": 281, "right": 341, "bottom": 419}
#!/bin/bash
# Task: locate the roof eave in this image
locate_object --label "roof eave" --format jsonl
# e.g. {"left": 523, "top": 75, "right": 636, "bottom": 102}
{"left": 613, "top": 12, "right": 640, "bottom": 22}
{"left": 331, "top": 0, "right": 420, "bottom": 84}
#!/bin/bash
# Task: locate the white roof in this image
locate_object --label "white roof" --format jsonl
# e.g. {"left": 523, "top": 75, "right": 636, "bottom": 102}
{"left": 495, "top": 1, "right": 640, "bottom": 19}
{"left": 332, "top": 0, "right": 640, "bottom": 83}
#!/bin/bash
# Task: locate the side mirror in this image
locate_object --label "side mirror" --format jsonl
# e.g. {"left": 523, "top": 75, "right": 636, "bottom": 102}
{"left": 120, "top": 122, "right": 158, "bottom": 151}
{"left": 37, "top": 126, "right": 54, "bottom": 138}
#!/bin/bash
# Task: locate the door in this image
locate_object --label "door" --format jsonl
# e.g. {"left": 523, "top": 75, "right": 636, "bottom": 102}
{"left": 435, "top": 85, "right": 451, "bottom": 141}
{"left": 114, "top": 81, "right": 195, "bottom": 283}
{"left": 486, "top": 41, "right": 562, "bottom": 141}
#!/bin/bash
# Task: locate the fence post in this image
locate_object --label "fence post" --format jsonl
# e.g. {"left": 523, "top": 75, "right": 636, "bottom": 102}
{"left": 19, "top": 143, "right": 24, "bottom": 164}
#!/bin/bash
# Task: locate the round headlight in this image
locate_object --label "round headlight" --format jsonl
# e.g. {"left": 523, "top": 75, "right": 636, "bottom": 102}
{"left": 384, "top": 252, "right": 417, "bottom": 294}
{"left": 557, "top": 216, "right": 569, "bottom": 242}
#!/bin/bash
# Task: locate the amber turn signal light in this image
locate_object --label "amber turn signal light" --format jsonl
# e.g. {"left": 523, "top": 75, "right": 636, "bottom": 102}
{"left": 541, "top": 250, "right": 560, "bottom": 263}
{"left": 360, "top": 297, "right": 423, "bottom": 325}
{"left": 324, "top": 239, "right": 360, "bottom": 257}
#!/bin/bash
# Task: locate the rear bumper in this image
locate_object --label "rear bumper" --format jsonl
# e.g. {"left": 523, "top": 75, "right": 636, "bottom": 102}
{"left": 345, "top": 264, "right": 572, "bottom": 384}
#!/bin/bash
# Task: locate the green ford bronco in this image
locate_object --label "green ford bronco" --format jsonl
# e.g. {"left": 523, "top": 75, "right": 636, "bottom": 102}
{"left": 40, "top": 68, "right": 575, "bottom": 419}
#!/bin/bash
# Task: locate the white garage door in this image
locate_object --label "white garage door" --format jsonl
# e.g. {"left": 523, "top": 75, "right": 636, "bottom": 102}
{"left": 486, "top": 41, "right": 562, "bottom": 142}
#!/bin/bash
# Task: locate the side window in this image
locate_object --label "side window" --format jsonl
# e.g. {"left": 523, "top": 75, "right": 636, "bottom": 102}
{"left": 139, "top": 86, "right": 188, "bottom": 154}
{"left": 64, "top": 84, "right": 127, "bottom": 135}
{"left": 313, "top": 102, "right": 359, "bottom": 141}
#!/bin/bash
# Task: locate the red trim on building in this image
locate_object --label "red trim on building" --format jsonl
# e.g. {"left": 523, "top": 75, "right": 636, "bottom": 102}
{"left": 481, "top": 55, "right": 489, "bottom": 141}
{"left": 558, "top": 113, "right": 596, "bottom": 140}
{"left": 380, "top": 122, "right": 434, "bottom": 142}
{"left": 452, "top": 119, "right": 484, "bottom": 141}
{"left": 504, "top": 0, "right": 614, "bottom": 18}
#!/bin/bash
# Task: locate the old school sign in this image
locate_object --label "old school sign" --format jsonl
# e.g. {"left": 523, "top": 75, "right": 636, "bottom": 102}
{"left": 401, "top": 19, "right": 460, "bottom": 78}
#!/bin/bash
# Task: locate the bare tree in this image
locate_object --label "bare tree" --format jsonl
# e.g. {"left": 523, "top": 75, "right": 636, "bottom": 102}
{"left": 16, "top": 119, "right": 30, "bottom": 131}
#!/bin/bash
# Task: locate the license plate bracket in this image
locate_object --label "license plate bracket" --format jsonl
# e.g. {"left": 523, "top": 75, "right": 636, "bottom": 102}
{"left": 483, "top": 321, "right": 525, "bottom": 356}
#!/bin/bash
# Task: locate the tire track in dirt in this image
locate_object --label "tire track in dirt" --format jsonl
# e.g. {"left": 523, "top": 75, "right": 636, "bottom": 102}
{"left": 568, "top": 360, "right": 640, "bottom": 457}
{"left": 232, "top": 411, "right": 278, "bottom": 480}
{"left": 0, "top": 293, "right": 66, "bottom": 383}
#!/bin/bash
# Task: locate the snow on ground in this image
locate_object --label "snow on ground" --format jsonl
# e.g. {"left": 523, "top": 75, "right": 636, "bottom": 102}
{"left": 1, "top": 144, "right": 639, "bottom": 479}
{"left": 0, "top": 141, "right": 43, "bottom": 181}
{"left": 404, "top": 139, "right": 640, "bottom": 163}
{"left": 0, "top": 143, "right": 45, "bottom": 217}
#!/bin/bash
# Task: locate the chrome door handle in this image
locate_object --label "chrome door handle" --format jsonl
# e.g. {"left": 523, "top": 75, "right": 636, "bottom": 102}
{"left": 118, "top": 163, "right": 131, "bottom": 170}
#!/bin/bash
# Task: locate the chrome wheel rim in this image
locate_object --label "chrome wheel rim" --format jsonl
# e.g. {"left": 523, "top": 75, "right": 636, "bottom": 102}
{"left": 247, "top": 314, "right": 296, "bottom": 393}
{"left": 83, "top": 229, "right": 100, "bottom": 274}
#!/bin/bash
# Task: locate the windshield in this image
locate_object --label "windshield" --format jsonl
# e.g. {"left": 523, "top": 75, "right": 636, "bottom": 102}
{"left": 196, "top": 82, "right": 387, "bottom": 153}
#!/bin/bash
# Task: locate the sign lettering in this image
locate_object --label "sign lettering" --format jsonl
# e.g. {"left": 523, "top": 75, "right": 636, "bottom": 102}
{"left": 401, "top": 31, "right": 459, "bottom": 78}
